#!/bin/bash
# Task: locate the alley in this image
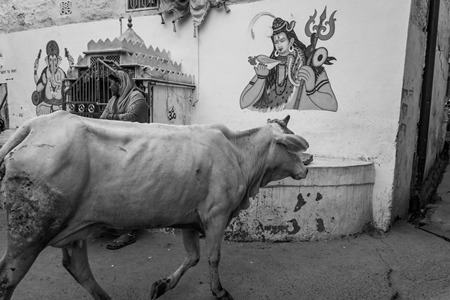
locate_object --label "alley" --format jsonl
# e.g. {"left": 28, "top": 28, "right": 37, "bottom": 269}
{"left": 2, "top": 206, "right": 450, "bottom": 300}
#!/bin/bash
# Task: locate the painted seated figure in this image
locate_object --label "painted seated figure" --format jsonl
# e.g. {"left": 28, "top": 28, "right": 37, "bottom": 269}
{"left": 240, "top": 15, "right": 338, "bottom": 112}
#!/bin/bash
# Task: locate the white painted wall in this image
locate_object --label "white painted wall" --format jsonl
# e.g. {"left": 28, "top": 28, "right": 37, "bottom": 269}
{"left": 0, "top": 0, "right": 421, "bottom": 232}
{"left": 193, "top": 0, "right": 411, "bottom": 230}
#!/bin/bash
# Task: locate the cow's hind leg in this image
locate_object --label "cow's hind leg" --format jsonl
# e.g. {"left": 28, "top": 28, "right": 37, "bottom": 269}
{"left": 205, "top": 217, "right": 234, "bottom": 300}
{"left": 62, "top": 240, "right": 111, "bottom": 300}
{"left": 0, "top": 242, "right": 42, "bottom": 300}
{"left": 150, "top": 229, "right": 200, "bottom": 299}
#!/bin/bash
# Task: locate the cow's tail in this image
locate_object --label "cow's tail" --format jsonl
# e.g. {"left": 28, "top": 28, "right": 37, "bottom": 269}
{"left": 0, "top": 122, "right": 31, "bottom": 170}
{"left": 0, "top": 123, "right": 31, "bottom": 209}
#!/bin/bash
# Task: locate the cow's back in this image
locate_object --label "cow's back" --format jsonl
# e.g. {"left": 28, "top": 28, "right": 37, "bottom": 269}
{"left": 4, "top": 112, "right": 93, "bottom": 196}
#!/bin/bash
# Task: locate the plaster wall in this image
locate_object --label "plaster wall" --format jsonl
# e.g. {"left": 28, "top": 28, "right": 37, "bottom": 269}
{"left": 0, "top": 0, "right": 127, "bottom": 34}
{"left": 0, "top": 0, "right": 260, "bottom": 34}
{"left": 195, "top": 0, "right": 411, "bottom": 230}
{"left": 392, "top": 0, "right": 450, "bottom": 221}
{"left": 392, "top": 0, "right": 427, "bottom": 221}
{"left": 0, "top": 0, "right": 424, "bottom": 233}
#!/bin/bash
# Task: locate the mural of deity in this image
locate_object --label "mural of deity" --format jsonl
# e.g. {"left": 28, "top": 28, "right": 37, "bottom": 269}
{"left": 240, "top": 10, "right": 338, "bottom": 112}
{"left": 32, "top": 40, "right": 74, "bottom": 116}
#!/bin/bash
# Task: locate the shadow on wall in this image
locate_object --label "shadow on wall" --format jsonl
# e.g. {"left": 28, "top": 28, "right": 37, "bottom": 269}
{"left": 0, "top": 83, "right": 8, "bottom": 131}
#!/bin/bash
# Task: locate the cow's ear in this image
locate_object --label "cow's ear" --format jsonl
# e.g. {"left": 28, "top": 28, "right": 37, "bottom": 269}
{"left": 275, "top": 134, "right": 309, "bottom": 153}
{"left": 283, "top": 115, "right": 290, "bottom": 125}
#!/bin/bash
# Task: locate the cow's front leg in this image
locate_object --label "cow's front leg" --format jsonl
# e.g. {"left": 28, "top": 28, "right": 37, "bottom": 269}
{"left": 205, "top": 217, "right": 234, "bottom": 300}
{"left": 62, "top": 240, "right": 111, "bottom": 300}
{"left": 0, "top": 242, "right": 42, "bottom": 300}
{"left": 150, "top": 229, "right": 200, "bottom": 299}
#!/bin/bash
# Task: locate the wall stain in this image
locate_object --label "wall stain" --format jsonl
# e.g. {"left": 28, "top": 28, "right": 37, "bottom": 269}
{"left": 224, "top": 216, "right": 251, "bottom": 241}
{"left": 294, "top": 193, "right": 306, "bottom": 212}
{"left": 262, "top": 224, "right": 288, "bottom": 235}
{"left": 226, "top": 216, "right": 302, "bottom": 241}
{"left": 287, "top": 219, "right": 300, "bottom": 235}
{"left": 316, "top": 218, "right": 325, "bottom": 232}
{"left": 262, "top": 219, "right": 301, "bottom": 236}
{"left": 315, "top": 192, "right": 323, "bottom": 202}
{"left": 401, "top": 103, "right": 408, "bottom": 119}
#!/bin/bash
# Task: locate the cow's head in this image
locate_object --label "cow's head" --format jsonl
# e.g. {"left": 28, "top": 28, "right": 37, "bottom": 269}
{"left": 264, "top": 115, "right": 309, "bottom": 184}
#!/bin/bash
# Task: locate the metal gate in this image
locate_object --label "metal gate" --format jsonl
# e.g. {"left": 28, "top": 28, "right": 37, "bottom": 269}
{"left": 63, "top": 59, "right": 133, "bottom": 118}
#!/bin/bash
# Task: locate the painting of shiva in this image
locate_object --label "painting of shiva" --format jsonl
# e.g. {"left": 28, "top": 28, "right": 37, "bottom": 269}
{"left": 240, "top": 10, "right": 338, "bottom": 112}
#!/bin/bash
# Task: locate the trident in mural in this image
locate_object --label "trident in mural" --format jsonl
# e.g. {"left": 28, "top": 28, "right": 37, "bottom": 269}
{"left": 305, "top": 7, "right": 336, "bottom": 50}
{"left": 240, "top": 7, "right": 338, "bottom": 112}
{"left": 293, "top": 7, "right": 337, "bottom": 109}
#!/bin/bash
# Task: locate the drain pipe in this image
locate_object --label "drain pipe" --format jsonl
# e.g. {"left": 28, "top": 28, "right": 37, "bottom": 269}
{"left": 119, "top": 16, "right": 124, "bottom": 35}
{"left": 411, "top": 0, "right": 440, "bottom": 210}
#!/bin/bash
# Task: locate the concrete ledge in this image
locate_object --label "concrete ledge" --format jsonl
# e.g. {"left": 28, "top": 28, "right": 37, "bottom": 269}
{"left": 225, "top": 157, "right": 376, "bottom": 242}
{"left": 268, "top": 157, "right": 375, "bottom": 187}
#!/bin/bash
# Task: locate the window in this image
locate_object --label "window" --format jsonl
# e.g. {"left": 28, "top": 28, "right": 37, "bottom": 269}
{"left": 60, "top": 1, "right": 73, "bottom": 15}
{"left": 126, "top": 0, "right": 159, "bottom": 12}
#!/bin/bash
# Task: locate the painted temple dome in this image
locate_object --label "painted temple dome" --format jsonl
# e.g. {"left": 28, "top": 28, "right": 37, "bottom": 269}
{"left": 117, "top": 17, "right": 145, "bottom": 45}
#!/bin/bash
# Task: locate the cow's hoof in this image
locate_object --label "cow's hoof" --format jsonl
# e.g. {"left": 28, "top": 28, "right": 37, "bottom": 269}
{"left": 215, "top": 289, "right": 234, "bottom": 300}
{"left": 150, "top": 278, "right": 168, "bottom": 299}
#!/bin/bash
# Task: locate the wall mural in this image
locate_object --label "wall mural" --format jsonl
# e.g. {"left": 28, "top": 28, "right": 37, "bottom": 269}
{"left": 240, "top": 8, "right": 338, "bottom": 112}
{"left": 32, "top": 40, "right": 74, "bottom": 116}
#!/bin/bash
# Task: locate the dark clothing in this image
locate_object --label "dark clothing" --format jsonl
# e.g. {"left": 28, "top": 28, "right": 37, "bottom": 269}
{"left": 100, "top": 70, "right": 149, "bottom": 123}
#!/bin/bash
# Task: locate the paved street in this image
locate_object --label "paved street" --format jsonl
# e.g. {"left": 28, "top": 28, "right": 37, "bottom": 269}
{"left": 2, "top": 205, "right": 450, "bottom": 300}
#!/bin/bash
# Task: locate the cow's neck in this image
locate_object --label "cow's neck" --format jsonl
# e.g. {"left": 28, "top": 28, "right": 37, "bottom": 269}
{"left": 231, "top": 126, "right": 274, "bottom": 198}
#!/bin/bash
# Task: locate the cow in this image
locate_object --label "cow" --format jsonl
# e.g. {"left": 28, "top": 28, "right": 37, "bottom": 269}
{"left": 0, "top": 111, "right": 309, "bottom": 300}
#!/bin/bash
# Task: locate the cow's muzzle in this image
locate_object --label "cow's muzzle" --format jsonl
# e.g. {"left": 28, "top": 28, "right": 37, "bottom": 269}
{"left": 292, "top": 168, "right": 308, "bottom": 180}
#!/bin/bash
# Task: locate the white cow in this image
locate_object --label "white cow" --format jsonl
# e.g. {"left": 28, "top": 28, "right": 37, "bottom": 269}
{"left": 0, "top": 111, "right": 308, "bottom": 300}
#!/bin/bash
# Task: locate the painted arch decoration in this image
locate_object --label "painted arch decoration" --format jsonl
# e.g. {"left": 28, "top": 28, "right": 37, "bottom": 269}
{"left": 240, "top": 7, "right": 338, "bottom": 112}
